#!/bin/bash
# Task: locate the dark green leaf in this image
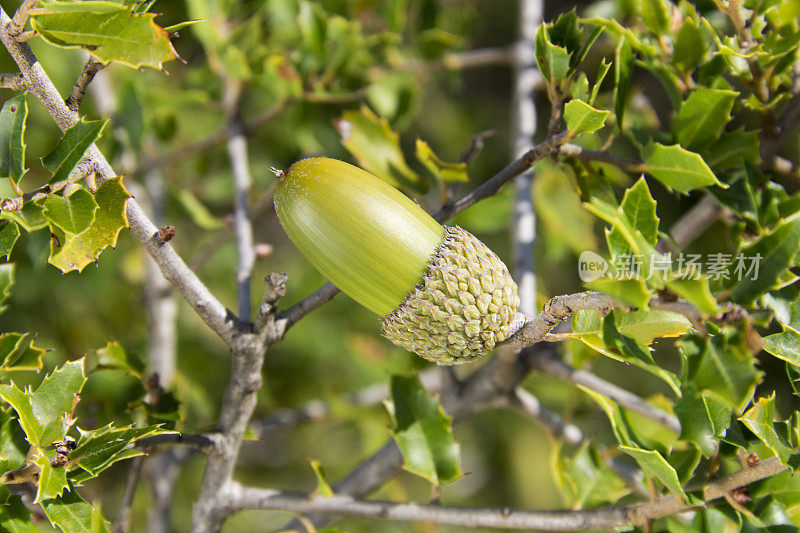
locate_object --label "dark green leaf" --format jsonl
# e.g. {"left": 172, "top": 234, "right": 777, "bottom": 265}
{"left": 93, "top": 341, "right": 144, "bottom": 377}
{"left": 674, "top": 19, "right": 707, "bottom": 71}
{"left": 612, "top": 176, "right": 659, "bottom": 250}
{"left": 0, "top": 263, "right": 13, "bottom": 315}
{"left": 70, "top": 424, "right": 172, "bottom": 479}
{"left": 0, "top": 95, "right": 28, "bottom": 189}
{"left": 0, "top": 359, "right": 86, "bottom": 446}
{"left": 614, "top": 37, "right": 634, "bottom": 130}
{"left": 31, "top": 1, "right": 178, "bottom": 69}
{"left": 41, "top": 120, "right": 107, "bottom": 186}
{"left": 739, "top": 395, "right": 798, "bottom": 466}
{"left": 0, "top": 490, "right": 36, "bottom": 532}
{"left": 386, "top": 374, "right": 462, "bottom": 486}
{"left": 553, "top": 443, "right": 630, "bottom": 507}
{"left": 639, "top": 0, "right": 671, "bottom": 35}
{"left": 679, "top": 333, "right": 761, "bottom": 412}
{"left": 43, "top": 189, "right": 98, "bottom": 235}
{"left": 674, "top": 88, "right": 738, "bottom": 150}
{"left": 0, "top": 221, "right": 20, "bottom": 259}
{"left": 674, "top": 388, "right": 731, "bottom": 456}
{"left": 730, "top": 215, "right": 800, "bottom": 305}
{"left": 0, "top": 332, "right": 46, "bottom": 371}
{"left": 703, "top": 129, "right": 760, "bottom": 170}
{"left": 41, "top": 488, "right": 110, "bottom": 533}
{"left": 535, "top": 23, "right": 571, "bottom": 82}
{"left": 620, "top": 446, "right": 689, "bottom": 500}
{"left": 643, "top": 143, "right": 724, "bottom": 193}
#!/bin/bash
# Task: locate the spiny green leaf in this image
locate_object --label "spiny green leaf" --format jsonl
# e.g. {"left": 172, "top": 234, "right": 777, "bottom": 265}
{"left": 0, "top": 95, "right": 28, "bottom": 189}
{"left": 762, "top": 296, "right": 800, "bottom": 367}
{"left": 703, "top": 128, "right": 760, "bottom": 170}
{"left": 614, "top": 37, "right": 634, "bottom": 130}
{"left": 665, "top": 278, "right": 719, "bottom": 315}
{"left": 0, "top": 359, "right": 86, "bottom": 446}
{"left": 580, "top": 387, "right": 636, "bottom": 447}
{"left": 386, "top": 374, "right": 462, "bottom": 486}
{"left": 48, "top": 178, "right": 130, "bottom": 273}
{"left": 535, "top": 23, "right": 571, "bottom": 82}
{"left": 43, "top": 189, "right": 98, "bottom": 235}
{"left": 93, "top": 341, "right": 144, "bottom": 377}
{"left": 34, "top": 453, "right": 69, "bottom": 503}
{"left": 679, "top": 333, "right": 762, "bottom": 413}
{"left": 1, "top": 202, "right": 47, "bottom": 233}
{"left": 619, "top": 446, "right": 689, "bottom": 501}
{"left": 41, "top": 119, "right": 107, "bottom": 186}
{"left": 553, "top": 442, "right": 630, "bottom": 508}
{"left": 674, "top": 388, "right": 731, "bottom": 456}
{"left": 0, "top": 221, "right": 19, "bottom": 260}
{"left": 674, "top": 88, "right": 738, "bottom": 150}
{"left": 0, "top": 332, "right": 46, "bottom": 371}
{"left": 639, "top": 0, "right": 671, "bottom": 35}
{"left": 31, "top": 1, "right": 179, "bottom": 70}
{"left": 644, "top": 143, "right": 724, "bottom": 193}
{"left": 335, "top": 106, "right": 425, "bottom": 193}
{"left": 0, "top": 490, "right": 36, "bottom": 532}
{"left": 0, "top": 263, "right": 13, "bottom": 315}
{"left": 609, "top": 177, "right": 659, "bottom": 254}
{"left": 673, "top": 19, "right": 707, "bottom": 71}
{"left": 70, "top": 424, "right": 172, "bottom": 478}
{"left": 739, "top": 395, "right": 798, "bottom": 466}
{"left": 415, "top": 139, "right": 468, "bottom": 184}
{"left": 730, "top": 214, "right": 800, "bottom": 305}
{"left": 564, "top": 100, "right": 609, "bottom": 136}
{"left": 41, "top": 488, "right": 110, "bottom": 533}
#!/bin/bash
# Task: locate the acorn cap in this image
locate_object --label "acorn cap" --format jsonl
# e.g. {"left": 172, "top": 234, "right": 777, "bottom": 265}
{"left": 381, "top": 226, "right": 520, "bottom": 364}
{"left": 274, "top": 157, "right": 520, "bottom": 365}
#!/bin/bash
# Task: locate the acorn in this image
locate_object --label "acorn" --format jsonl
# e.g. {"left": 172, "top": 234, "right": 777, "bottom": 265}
{"left": 273, "top": 157, "right": 520, "bottom": 365}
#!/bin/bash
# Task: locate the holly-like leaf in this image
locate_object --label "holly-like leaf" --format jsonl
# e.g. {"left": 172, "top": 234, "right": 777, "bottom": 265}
{"left": 0, "top": 359, "right": 86, "bottom": 446}
{"left": 93, "top": 341, "right": 144, "bottom": 378}
{"left": 730, "top": 214, "right": 800, "bottom": 305}
{"left": 48, "top": 178, "right": 130, "bottom": 273}
{"left": 41, "top": 488, "right": 110, "bottom": 533}
{"left": 0, "top": 332, "right": 46, "bottom": 371}
{"left": 608, "top": 177, "right": 659, "bottom": 255}
{"left": 643, "top": 143, "right": 724, "bottom": 193}
{"left": 335, "top": 107, "right": 425, "bottom": 193}
{"left": 0, "top": 221, "right": 19, "bottom": 260}
{"left": 666, "top": 279, "right": 719, "bottom": 315}
{"left": 553, "top": 442, "right": 630, "bottom": 508}
{"left": 674, "top": 88, "right": 738, "bottom": 150}
{"left": 34, "top": 453, "right": 69, "bottom": 502}
{"left": 679, "top": 333, "right": 761, "bottom": 413}
{"left": 69, "top": 424, "right": 172, "bottom": 480}
{"left": 739, "top": 395, "right": 798, "bottom": 467}
{"left": 564, "top": 99, "right": 609, "bottom": 136}
{"left": 0, "top": 95, "right": 28, "bottom": 189}
{"left": 614, "top": 37, "right": 633, "bottom": 129}
{"left": 0, "top": 263, "right": 13, "bottom": 315}
{"left": 1, "top": 202, "right": 48, "bottom": 233}
{"left": 619, "top": 446, "right": 689, "bottom": 501}
{"left": 535, "top": 23, "right": 571, "bottom": 82}
{"left": 673, "top": 19, "right": 707, "bottom": 72}
{"left": 0, "top": 486, "right": 36, "bottom": 532}
{"left": 41, "top": 119, "right": 107, "bottom": 186}
{"left": 674, "top": 388, "right": 731, "bottom": 456}
{"left": 572, "top": 309, "right": 692, "bottom": 346}
{"left": 31, "top": 1, "right": 179, "bottom": 70}
{"left": 762, "top": 296, "right": 800, "bottom": 367}
{"left": 415, "top": 139, "right": 468, "bottom": 184}
{"left": 703, "top": 129, "right": 760, "bottom": 170}
{"left": 385, "top": 374, "right": 462, "bottom": 486}
{"left": 43, "top": 189, "right": 98, "bottom": 235}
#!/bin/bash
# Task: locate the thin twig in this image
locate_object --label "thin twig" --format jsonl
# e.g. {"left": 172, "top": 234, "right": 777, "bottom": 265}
{"left": 459, "top": 129, "right": 496, "bottom": 166}
{"left": 0, "top": 71, "right": 27, "bottom": 90}
{"left": 521, "top": 349, "right": 682, "bottom": 433}
{"left": 6, "top": 0, "right": 37, "bottom": 38}
{"left": 558, "top": 144, "right": 648, "bottom": 173}
{"left": 230, "top": 455, "right": 787, "bottom": 530}
{"left": 113, "top": 456, "right": 146, "bottom": 533}
{"left": 224, "top": 82, "right": 256, "bottom": 321}
{"left": 0, "top": 158, "right": 97, "bottom": 212}
{"left": 65, "top": 58, "right": 106, "bottom": 112}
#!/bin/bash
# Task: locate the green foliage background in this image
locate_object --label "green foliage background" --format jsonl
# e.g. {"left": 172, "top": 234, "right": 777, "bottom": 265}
{"left": 0, "top": 0, "right": 799, "bottom": 531}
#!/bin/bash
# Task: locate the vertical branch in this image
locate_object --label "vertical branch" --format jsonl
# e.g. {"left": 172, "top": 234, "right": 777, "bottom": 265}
{"left": 511, "top": 0, "right": 543, "bottom": 315}
{"left": 224, "top": 82, "right": 256, "bottom": 321}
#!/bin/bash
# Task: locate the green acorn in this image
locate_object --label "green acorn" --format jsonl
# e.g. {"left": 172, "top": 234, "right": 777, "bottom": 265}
{"left": 273, "top": 157, "right": 520, "bottom": 365}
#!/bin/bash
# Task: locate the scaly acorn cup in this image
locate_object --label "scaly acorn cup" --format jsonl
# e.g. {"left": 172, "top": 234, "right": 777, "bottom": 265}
{"left": 273, "top": 157, "right": 521, "bottom": 365}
